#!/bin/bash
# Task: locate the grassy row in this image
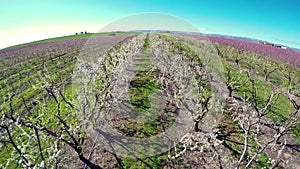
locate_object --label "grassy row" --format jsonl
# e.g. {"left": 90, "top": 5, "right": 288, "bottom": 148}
{"left": 224, "top": 62, "right": 300, "bottom": 144}
{"left": 216, "top": 43, "right": 300, "bottom": 95}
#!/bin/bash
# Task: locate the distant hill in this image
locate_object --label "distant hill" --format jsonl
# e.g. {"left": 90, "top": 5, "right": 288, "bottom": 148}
{"left": 1, "top": 30, "right": 299, "bottom": 52}
{"left": 291, "top": 47, "right": 300, "bottom": 52}
{"left": 194, "top": 33, "right": 300, "bottom": 52}
{"left": 206, "top": 34, "right": 260, "bottom": 43}
{"left": 130, "top": 30, "right": 300, "bottom": 51}
{"left": 0, "top": 32, "right": 140, "bottom": 51}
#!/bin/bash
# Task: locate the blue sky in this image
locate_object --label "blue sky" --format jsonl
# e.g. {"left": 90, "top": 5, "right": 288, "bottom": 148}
{"left": 0, "top": 0, "right": 299, "bottom": 49}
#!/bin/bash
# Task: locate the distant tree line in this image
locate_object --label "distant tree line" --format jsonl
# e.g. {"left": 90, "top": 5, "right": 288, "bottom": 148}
{"left": 75, "top": 31, "right": 89, "bottom": 35}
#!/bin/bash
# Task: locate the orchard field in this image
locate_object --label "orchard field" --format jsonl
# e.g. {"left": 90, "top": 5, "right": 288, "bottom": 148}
{"left": 0, "top": 32, "right": 299, "bottom": 169}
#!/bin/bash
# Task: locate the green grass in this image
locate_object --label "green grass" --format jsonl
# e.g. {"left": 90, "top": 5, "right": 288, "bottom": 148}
{"left": 1, "top": 32, "right": 300, "bottom": 168}
{"left": 118, "top": 154, "right": 167, "bottom": 169}
{"left": 224, "top": 62, "right": 300, "bottom": 145}
{"left": 143, "top": 33, "right": 150, "bottom": 49}
{"left": 219, "top": 43, "right": 300, "bottom": 144}
{"left": 129, "top": 70, "right": 161, "bottom": 112}
{"left": 224, "top": 63, "right": 295, "bottom": 118}
{"left": 218, "top": 43, "right": 300, "bottom": 94}
{"left": 255, "top": 152, "right": 272, "bottom": 168}
{"left": 0, "top": 83, "right": 76, "bottom": 168}
{"left": 116, "top": 35, "right": 170, "bottom": 138}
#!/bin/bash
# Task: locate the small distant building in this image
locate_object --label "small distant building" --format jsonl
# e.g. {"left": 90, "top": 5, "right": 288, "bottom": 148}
{"left": 259, "top": 41, "right": 287, "bottom": 49}
{"left": 258, "top": 41, "right": 268, "bottom": 45}
{"left": 274, "top": 45, "right": 282, "bottom": 48}
{"left": 281, "top": 46, "right": 287, "bottom": 49}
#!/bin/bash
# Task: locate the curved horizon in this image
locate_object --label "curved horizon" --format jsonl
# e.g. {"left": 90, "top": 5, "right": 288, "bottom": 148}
{"left": 1, "top": 1, "right": 299, "bottom": 49}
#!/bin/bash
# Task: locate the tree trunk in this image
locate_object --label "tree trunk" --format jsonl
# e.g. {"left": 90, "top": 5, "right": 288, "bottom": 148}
{"left": 79, "top": 154, "right": 102, "bottom": 169}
